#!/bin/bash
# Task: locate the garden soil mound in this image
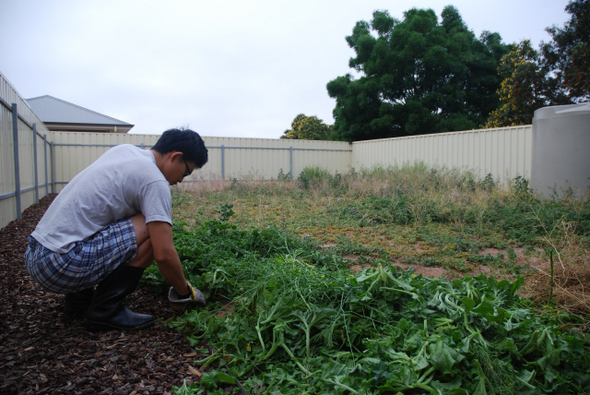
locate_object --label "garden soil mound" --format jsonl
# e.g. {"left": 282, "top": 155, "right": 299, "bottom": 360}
{"left": 0, "top": 195, "right": 202, "bottom": 395}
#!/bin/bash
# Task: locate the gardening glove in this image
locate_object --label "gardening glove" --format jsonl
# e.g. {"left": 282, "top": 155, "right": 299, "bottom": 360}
{"left": 168, "top": 282, "right": 206, "bottom": 313}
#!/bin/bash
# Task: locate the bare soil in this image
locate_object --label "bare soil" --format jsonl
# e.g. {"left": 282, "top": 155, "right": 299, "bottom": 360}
{"left": 0, "top": 195, "right": 204, "bottom": 395}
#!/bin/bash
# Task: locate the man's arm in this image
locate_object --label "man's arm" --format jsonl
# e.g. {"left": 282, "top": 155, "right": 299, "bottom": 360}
{"left": 147, "top": 221, "right": 190, "bottom": 296}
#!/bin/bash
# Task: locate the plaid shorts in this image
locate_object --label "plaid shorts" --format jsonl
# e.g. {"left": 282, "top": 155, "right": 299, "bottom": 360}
{"left": 24, "top": 218, "right": 138, "bottom": 294}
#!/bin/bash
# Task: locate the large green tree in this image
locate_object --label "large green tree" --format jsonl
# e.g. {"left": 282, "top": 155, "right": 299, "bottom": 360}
{"left": 485, "top": 40, "right": 548, "bottom": 127}
{"left": 280, "top": 114, "right": 332, "bottom": 140}
{"left": 540, "top": 0, "right": 590, "bottom": 103}
{"left": 327, "top": 6, "right": 508, "bottom": 142}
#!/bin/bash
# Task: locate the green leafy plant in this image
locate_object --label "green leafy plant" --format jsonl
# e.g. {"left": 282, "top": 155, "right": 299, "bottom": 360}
{"left": 161, "top": 221, "right": 590, "bottom": 394}
{"left": 172, "top": 380, "right": 200, "bottom": 395}
{"left": 216, "top": 203, "right": 235, "bottom": 222}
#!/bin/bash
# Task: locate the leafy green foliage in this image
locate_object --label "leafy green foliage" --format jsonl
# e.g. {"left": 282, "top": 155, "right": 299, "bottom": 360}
{"left": 334, "top": 195, "right": 412, "bottom": 226}
{"left": 540, "top": 0, "right": 590, "bottom": 103}
{"left": 484, "top": 40, "right": 549, "bottom": 127}
{"left": 323, "top": 2, "right": 589, "bottom": 141}
{"left": 485, "top": 0, "right": 590, "bottom": 128}
{"left": 281, "top": 114, "right": 333, "bottom": 140}
{"left": 327, "top": 6, "right": 508, "bottom": 141}
{"left": 297, "top": 166, "right": 331, "bottom": 190}
{"left": 484, "top": 177, "right": 590, "bottom": 244}
{"left": 159, "top": 218, "right": 590, "bottom": 394}
{"left": 216, "top": 203, "right": 235, "bottom": 222}
{"left": 172, "top": 380, "right": 200, "bottom": 395}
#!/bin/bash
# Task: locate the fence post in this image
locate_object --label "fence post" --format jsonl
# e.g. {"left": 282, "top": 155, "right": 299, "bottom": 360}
{"left": 221, "top": 145, "right": 225, "bottom": 180}
{"left": 43, "top": 134, "right": 49, "bottom": 197}
{"left": 33, "top": 123, "right": 39, "bottom": 203}
{"left": 290, "top": 146, "right": 293, "bottom": 181}
{"left": 50, "top": 141, "right": 56, "bottom": 193}
{"left": 11, "top": 103, "right": 22, "bottom": 220}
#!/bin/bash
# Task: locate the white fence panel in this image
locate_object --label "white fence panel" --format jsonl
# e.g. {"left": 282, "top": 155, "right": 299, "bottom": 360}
{"left": 352, "top": 125, "right": 533, "bottom": 184}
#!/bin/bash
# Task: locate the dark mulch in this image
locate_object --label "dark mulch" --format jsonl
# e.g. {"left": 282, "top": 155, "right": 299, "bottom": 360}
{"left": 0, "top": 195, "right": 203, "bottom": 394}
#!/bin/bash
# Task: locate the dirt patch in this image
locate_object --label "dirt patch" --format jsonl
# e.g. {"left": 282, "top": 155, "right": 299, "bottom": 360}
{"left": 0, "top": 195, "right": 204, "bottom": 394}
{"left": 478, "top": 247, "right": 546, "bottom": 267}
{"left": 392, "top": 262, "right": 450, "bottom": 278}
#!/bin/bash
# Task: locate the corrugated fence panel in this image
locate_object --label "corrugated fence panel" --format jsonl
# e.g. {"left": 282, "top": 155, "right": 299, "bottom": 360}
{"left": 0, "top": 103, "right": 15, "bottom": 194}
{"left": 0, "top": 98, "right": 17, "bottom": 228}
{"left": 50, "top": 132, "right": 161, "bottom": 192}
{"left": 16, "top": 117, "right": 36, "bottom": 215}
{"left": 187, "top": 137, "right": 352, "bottom": 180}
{"left": 1, "top": 71, "right": 52, "bottom": 229}
{"left": 287, "top": 139, "right": 352, "bottom": 178}
{"left": 352, "top": 126, "right": 532, "bottom": 184}
{"left": 45, "top": 134, "right": 352, "bottom": 183}
{"left": 206, "top": 137, "right": 287, "bottom": 180}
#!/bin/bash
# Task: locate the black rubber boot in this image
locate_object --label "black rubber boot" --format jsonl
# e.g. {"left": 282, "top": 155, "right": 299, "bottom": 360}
{"left": 85, "top": 265, "right": 155, "bottom": 331}
{"left": 64, "top": 287, "right": 94, "bottom": 317}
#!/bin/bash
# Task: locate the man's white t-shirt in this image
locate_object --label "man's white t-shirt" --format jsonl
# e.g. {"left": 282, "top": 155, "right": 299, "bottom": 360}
{"left": 32, "top": 144, "right": 172, "bottom": 253}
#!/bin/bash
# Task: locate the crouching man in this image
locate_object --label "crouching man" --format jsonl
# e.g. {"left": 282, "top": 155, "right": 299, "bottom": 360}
{"left": 24, "top": 128, "right": 208, "bottom": 331}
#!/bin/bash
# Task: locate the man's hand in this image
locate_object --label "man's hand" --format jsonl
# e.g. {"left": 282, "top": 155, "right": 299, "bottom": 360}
{"left": 168, "top": 282, "right": 206, "bottom": 313}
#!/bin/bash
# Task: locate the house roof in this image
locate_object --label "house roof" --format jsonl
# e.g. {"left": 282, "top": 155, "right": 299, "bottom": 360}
{"left": 25, "top": 95, "right": 133, "bottom": 127}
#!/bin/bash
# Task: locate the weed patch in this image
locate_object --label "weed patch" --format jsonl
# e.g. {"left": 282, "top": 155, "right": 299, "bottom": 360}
{"left": 166, "top": 165, "right": 590, "bottom": 393}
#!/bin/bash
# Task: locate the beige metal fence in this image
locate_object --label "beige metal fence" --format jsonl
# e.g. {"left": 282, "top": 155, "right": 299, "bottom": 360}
{"left": 1, "top": 72, "right": 52, "bottom": 229}
{"left": 48, "top": 127, "right": 533, "bottom": 190}
{"left": 352, "top": 126, "right": 533, "bottom": 185}
{"left": 48, "top": 133, "right": 353, "bottom": 194}
{"left": 200, "top": 137, "right": 352, "bottom": 181}
{"left": 50, "top": 132, "right": 161, "bottom": 192}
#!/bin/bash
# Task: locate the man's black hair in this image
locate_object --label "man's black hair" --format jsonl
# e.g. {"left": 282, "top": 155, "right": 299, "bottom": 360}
{"left": 152, "top": 128, "right": 208, "bottom": 169}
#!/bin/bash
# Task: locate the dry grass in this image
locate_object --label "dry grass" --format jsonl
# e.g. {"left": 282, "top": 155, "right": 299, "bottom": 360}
{"left": 528, "top": 234, "right": 590, "bottom": 317}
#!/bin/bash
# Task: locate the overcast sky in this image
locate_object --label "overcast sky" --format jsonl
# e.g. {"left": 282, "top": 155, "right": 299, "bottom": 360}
{"left": 1, "top": 0, "right": 571, "bottom": 139}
